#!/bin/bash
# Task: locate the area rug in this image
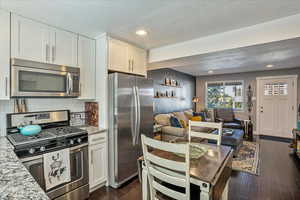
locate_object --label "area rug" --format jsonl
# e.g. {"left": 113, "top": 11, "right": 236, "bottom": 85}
{"left": 232, "top": 141, "right": 260, "bottom": 175}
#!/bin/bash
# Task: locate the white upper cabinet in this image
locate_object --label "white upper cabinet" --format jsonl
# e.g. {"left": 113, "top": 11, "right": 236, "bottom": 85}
{"left": 108, "top": 38, "right": 129, "bottom": 73}
{"left": 78, "top": 36, "right": 96, "bottom": 99}
{"left": 50, "top": 28, "right": 78, "bottom": 67}
{"left": 0, "top": 9, "right": 10, "bottom": 100}
{"left": 11, "top": 14, "right": 78, "bottom": 67}
{"left": 128, "top": 45, "right": 147, "bottom": 76}
{"left": 11, "top": 14, "right": 49, "bottom": 63}
{"left": 108, "top": 37, "right": 147, "bottom": 76}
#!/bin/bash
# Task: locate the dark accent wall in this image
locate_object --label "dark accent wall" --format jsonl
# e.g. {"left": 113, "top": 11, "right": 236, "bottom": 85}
{"left": 147, "top": 68, "right": 196, "bottom": 114}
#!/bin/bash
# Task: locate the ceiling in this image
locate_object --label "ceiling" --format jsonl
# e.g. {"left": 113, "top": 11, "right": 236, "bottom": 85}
{"left": 148, "top": 37, "right": 300, "bottom": 76}
{"left": 1, "top": 0, "right": 300, "bottom": 49}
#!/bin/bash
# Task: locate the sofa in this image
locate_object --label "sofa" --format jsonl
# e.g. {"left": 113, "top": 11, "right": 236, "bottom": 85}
{"left": 154, "top": 109, "right": 244, "bottom": 156}
{"left": 154, "top": 109, "right": 194, "bottom": 141}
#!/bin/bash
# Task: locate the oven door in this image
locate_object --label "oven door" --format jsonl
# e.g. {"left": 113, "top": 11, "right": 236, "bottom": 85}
{"left": 11, "top": 65, "right": 71, "bottom": 97}
{"left": 21, "top": 144, "right": 89, "bottom": 200}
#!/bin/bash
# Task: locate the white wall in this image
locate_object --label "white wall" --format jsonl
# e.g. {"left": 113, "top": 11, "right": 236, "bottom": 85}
{"left": 0, "top": 99, "right": 84, "bottom": 136}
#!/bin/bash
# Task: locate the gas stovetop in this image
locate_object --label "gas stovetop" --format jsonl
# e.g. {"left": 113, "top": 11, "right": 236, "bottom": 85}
{"left": 6, "top": 110, "right": 89, "bottom": 158}
{"left": 7, "top": 126, "right": 86, "bottom": 146}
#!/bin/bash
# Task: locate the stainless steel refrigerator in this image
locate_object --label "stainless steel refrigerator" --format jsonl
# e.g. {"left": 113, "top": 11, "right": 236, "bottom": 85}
{"left": 108, "top": 73, "right": 154, "bottom": 188}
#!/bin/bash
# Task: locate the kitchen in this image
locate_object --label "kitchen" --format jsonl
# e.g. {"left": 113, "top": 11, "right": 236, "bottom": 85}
{"left": 0, "top": 5, "right": 149, "bottom": 200}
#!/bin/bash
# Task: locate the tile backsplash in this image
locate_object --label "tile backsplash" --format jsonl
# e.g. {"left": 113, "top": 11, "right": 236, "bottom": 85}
{"left": 0, "top": 99, "right": 85, "bottom": 136}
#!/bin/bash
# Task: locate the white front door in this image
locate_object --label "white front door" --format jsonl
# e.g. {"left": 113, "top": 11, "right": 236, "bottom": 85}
{"left": 257, "top": 76, "right": 297, "bottom": 138}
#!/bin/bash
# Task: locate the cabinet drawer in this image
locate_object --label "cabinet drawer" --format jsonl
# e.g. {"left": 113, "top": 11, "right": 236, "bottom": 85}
{"left": 89, "top": 133, "right": 106, "bottom": 145}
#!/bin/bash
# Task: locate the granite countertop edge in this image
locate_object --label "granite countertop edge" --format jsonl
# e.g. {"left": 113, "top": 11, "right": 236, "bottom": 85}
{"left": 76, "top": 125, "right": 107, "bottom": 136}
{"left": 0, "top": 136, "right": 49, "bottom": 200}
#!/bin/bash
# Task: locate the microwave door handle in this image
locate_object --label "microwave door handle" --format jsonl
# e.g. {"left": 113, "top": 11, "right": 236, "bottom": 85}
{"left": 67, "top": 73, "right": 71, "bottom": 95}
{"left": 69, "top": 74, "right": 73, "bottom": 94}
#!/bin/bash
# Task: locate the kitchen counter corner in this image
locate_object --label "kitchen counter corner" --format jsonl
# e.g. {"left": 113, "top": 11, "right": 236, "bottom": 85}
{"left": 0, "top": 137, "right": 49, "bottom": 200}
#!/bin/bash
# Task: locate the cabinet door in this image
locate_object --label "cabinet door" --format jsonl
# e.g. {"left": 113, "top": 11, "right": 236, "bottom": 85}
{"left": 11, "top": 14, "right": 49, "bottom": 63}
{"left": 108, "top": 38, "right": 130, "bottom": 72}
{"left": 78, "top": 36, "right": 96, "bottom": 99}
{"left": 89, "top": 143, "right": 107, "bottom": 189}
{"left": 50, "top": 29, "right": 78, "bottom": 67}
{"left": 130, "top": 46, "right": 147, "bottom": 76}
{"left": 0, "top": 10, "right": 10, "bottom": 99}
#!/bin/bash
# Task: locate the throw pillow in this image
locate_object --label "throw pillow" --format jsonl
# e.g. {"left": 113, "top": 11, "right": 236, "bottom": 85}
{"left": 193, "top": 112, "right": 206, "bottom": 121}
{"left": 180, "top": 119, "right": 188, "bottom": 128}
{"left": 170, "top": 116, "right": 182, "bottom": 128}
{"left": 184, "top": 110, "right": 194, "bottom": 119}
{"left": 173, "top": 112, "right": 189, "bottom": 125}
{"left": 191, "top": 116, "right": 202, "bottom": 121}
{"left": 154, "top": 114, "right": 171, "bottom": 126}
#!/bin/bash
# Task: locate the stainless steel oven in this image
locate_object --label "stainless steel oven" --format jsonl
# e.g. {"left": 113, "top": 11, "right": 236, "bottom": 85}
{"left": 11, "top": 58, "right": 80, "bottom": 97}
{"left": 21, "top": 144, "right": 89, "bottom": 200}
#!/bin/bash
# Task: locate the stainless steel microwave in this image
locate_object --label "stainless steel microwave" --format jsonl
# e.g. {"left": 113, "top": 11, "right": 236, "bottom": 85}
{"left": 11, "top": 58, "right": 80, "bottom": 97}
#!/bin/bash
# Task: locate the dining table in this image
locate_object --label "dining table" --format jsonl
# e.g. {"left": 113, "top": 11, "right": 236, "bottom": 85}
{"left": 139, "top": 142, "right": 233, "bottom": 200}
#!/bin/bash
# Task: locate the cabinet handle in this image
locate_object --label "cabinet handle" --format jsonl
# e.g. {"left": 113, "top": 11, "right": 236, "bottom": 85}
{"left": 132, "top": 59, "right": 134, "bottom": 72}
{"left": 46, "top": 44, "right": 50, "bottom": 62}
{"left": 52, "top": 46, "right": 56, "bottom": 62}
{"left": 5, "top": 77, "right": 8, "bottom": 97}
{"left": 91, "top": 151, "right": 94, "bottom": 164}
{"left": 128, "top": 60, "right": 131, "bottom": 71}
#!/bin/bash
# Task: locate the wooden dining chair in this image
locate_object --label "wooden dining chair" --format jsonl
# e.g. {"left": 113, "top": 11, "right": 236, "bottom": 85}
{"left": 188, "top": 121, "right": 223, "bottom": 146}
{"left": 141, "top": 135, "right": 190, "bottom": 200}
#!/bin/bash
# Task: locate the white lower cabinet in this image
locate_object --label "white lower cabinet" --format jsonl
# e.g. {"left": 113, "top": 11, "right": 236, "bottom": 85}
{"left": 89, "top": 133, "right": 107, "bottom": 192}
{"left": 0, "top": 9, "right": 10, "bottom": 100}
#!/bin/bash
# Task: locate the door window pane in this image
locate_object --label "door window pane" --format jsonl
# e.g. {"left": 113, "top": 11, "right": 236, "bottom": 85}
{"left": 264, "top": 83, "right": 287, "bottom": 96}
{"left": 19, "top": 71, "right": 66, "bottom": 92}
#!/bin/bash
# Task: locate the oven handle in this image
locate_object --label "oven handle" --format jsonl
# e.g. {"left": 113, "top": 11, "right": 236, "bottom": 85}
{"left": 20, "top": 143, "right": 88, "bottom": 162}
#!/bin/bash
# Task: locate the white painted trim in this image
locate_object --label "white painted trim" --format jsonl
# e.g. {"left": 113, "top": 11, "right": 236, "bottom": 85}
{"left": 256, "top": 75, "right": 298, "bottom": 80}
{"left": 256, "top": 76, "right": 298, "bottom": 136}
{"left": 149, "top": 14, "right": 300, "bottom": 63}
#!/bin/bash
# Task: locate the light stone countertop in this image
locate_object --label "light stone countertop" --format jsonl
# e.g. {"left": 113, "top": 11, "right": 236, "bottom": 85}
{"left": 76, "top": 125, "right": 107, "bottom": 135}
{"left": 0, "top": 137, "right": 49, "bottom": 200}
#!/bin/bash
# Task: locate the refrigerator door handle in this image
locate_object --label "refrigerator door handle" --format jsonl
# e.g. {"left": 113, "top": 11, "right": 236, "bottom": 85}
{"left": 135, "top": 86, "right": 141, "bottom": 144}
{"left": 132, "top": 86, "right": 138, "bottom": 146}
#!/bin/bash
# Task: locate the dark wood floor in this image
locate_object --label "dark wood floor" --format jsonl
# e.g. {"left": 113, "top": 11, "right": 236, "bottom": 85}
{"left": 89, "top": 139, "right": 300, "bottom": 200}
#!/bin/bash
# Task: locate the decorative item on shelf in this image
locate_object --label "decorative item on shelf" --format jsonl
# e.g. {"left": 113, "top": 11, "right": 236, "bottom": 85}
{"left": 165, "top": 90, "right": 169, "bottom": 97}
{"left": 171, "top": 90, "right": 175, "bottom": 97}
{"left": 164, "top": 72, "right": 171, "bottom": 86}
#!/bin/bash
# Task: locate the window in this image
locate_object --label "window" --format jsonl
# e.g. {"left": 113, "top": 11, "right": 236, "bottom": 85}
{"left": 206, "top": 80, "right": 244, "bottom": 110}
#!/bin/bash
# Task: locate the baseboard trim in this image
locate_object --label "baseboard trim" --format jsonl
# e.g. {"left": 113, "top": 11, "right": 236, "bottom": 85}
{"left": 259, "top": 135, "right": 292, "bottom": 143}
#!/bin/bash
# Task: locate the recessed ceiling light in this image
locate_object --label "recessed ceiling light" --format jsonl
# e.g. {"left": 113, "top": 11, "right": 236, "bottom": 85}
{"left": 266, "top": 64, "right": 273, "bottom": 68}
{"left": 208, "top": 70, "right": 214, "bottom": 74}
{"left": 136, "top": 29, "right": 147, "bottom": 36}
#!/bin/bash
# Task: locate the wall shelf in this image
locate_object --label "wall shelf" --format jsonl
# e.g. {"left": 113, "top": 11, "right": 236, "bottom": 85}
{"left": 160, "top": 84, "right": 182, "bottom": 88}
{"left": 154, "top": 96, "right": 177, "bottom": 99}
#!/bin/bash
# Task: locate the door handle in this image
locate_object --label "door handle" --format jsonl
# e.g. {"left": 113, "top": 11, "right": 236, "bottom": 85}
{"left": 135, "top": 86, "right": 141, "bottom": 144}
